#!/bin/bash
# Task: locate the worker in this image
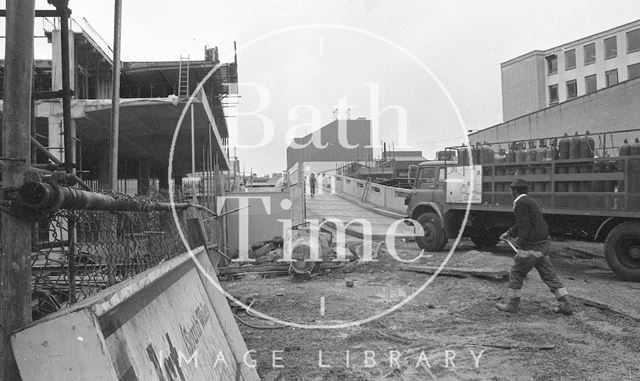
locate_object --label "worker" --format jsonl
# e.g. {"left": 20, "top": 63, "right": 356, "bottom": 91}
{"left": 496, "top": 178, "right": 573, "bottom": 315}
{"left": 309, "top": 173, "right": 317, "bottom": 197}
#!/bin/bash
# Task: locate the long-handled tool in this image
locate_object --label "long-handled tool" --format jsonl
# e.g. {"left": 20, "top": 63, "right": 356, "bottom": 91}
{"left": 500, "top": 238, "right": 518, "bottom": 254}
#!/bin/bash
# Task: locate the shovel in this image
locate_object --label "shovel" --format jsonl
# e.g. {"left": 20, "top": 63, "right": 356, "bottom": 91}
{"left": 500, "top": 238, "right": 518, "bottom": 254}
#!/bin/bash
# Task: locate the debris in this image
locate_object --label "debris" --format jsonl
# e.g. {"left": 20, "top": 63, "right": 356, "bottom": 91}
{"left": 399, "top": 264, "right": 509, "bottom": 280}
{"left": 574, "top": 296, "right": 640, "bottom": 323}
{"left": 345, "top": 280, "right": 354, "bottom": 288}
{"left": 581, "top": 298, "right": 610, "bottom": 311}
{"left": 219, "top": 262, "right": 344, "bottom": 278}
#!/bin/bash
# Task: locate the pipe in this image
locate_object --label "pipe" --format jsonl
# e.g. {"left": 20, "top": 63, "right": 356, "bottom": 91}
{"left": 109, "top": 0, "right": 122, "bottom": 190}
{"left": 57, "top": 0, "right": 74, "bottom": 174}
{"left": 18, "top": 182, "right": 191, "bottom": 212}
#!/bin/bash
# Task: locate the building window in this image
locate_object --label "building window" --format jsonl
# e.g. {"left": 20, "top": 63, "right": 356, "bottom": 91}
{"left": 629, "top": 63, "right": 640, "bottom": 80}
{"left": 605, "top": 69, "right": 618, "bottom": 86}
{"left": 565, "top": 49, "right": 576, "bottom": 70}
{"left": 584, "top": 43, "right": 596, "bottom": 65}
{"left": 566, "top": 80, "right": 578, "bottom": 99}
{"left": 628, "top": 28, "right": 640, "bottom": 53}
{"left": 546, "top": 55, "right": 558, "bottom": 74}
{"left": 604, "top": 36, "right": 617, "bottom": 59}
{"left": 548, "top": 84, "right": 559, "bottom": 104}
{"left": 585, "top": 75, "right": 597, "bottom": 94}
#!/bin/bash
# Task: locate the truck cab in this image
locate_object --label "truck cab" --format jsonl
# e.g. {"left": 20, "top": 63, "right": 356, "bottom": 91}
{"left": 405, "top": 161, "right": 459, "bottom": 251}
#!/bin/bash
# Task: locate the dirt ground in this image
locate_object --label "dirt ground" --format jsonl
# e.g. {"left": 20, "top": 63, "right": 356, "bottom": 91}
{"left": 222, "top": 239, "right": 640, "bottom": 380}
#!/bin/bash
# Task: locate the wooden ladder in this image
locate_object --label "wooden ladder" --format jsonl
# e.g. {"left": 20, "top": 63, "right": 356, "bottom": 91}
{"left": 177, "top": 54, "right": 190, "bottom": 98}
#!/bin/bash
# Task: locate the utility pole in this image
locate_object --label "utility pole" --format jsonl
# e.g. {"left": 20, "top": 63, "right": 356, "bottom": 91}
{"left": 109, "top": 0, "right": 122, "bottom": 191}
{"left": 1, "top": 1, "right": 35, "bottom": 379}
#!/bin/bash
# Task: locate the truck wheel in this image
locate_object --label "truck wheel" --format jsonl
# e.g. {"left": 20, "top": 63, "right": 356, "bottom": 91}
{"left": 415, "top": 212, "right": 447, "bottom": 252}
{"left": 605, "top": 222, "right": 640, "bottom": 281}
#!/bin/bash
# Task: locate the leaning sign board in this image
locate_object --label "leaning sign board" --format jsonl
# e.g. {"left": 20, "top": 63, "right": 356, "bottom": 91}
{"left": 445, "top": 165, "right": 482, "bottom": 204}
{"left": 12, "top": 247, "right": 259, "bottom": 381}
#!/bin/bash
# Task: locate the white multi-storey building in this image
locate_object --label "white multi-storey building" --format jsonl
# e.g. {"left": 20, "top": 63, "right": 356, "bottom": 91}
{"left": 501, "top": 19, "right": 640, "bottom": 121}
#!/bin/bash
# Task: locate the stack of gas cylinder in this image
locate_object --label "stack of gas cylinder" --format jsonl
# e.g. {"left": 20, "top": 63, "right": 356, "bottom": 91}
{"left": 556, "top": 132, "right": 596, "bottom": 192}
{"left": 619, "top": 137, "right": 640, "bottom": 156}
{"left": 457, "top": 132, "right": 640, "bottom": 193}
{"left": 458, "top": 142, "right": 496, "bottom": 166}
{"left": 612, "top": 137, "right": 640, "bottom": 192}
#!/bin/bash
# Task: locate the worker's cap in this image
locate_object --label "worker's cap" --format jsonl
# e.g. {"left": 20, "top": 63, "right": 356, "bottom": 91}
{"left": 510, "top": 178, "right": 529, "bottom": 189}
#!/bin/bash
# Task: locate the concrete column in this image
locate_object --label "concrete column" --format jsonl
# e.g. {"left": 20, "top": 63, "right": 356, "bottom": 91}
{"left": 137, "top": 157, "right": 150, "bottom": 195}
{"left": 48, "top": 115, "right": 64, "bottom": 162}
{"left": 51, "top": 29, "right": 75, "bottom": 92}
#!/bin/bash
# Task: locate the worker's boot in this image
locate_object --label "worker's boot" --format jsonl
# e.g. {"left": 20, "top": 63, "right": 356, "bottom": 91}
{"left": 495, "top": 297, "right": 520, "bottom": 313}
{"left": 553, "top": 295, "right": 573, "bottom": 315}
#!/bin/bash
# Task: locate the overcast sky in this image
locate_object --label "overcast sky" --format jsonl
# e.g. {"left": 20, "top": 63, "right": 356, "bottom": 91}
{"left": 4, "top": 0, "right": 640, "bottom": 175}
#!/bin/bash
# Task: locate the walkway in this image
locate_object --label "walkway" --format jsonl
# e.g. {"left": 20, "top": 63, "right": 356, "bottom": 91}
{"left": 305, "top": 193, "right": 415, "bottom": 240}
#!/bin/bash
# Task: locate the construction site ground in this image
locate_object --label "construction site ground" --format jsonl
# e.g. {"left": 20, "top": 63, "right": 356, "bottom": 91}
{"left": 223, "top": 239, "right": 640, "bottom": 380}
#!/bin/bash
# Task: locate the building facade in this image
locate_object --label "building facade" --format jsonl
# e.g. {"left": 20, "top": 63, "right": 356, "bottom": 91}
{"left": 502, "top": 19, "right": 640, "bottom": 121}
{"left": 286, "top": 118, "right": 373, "bottom": 170}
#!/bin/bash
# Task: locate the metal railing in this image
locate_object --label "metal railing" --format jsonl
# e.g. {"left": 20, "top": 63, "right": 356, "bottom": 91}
{"left": 42, "top": 16, "right": 114, "bottom": 60}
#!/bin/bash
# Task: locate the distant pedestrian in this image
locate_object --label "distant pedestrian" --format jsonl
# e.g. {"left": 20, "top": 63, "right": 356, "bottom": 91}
{"left": 496, "top": 178, "right": 573, "bottom": 315}
{"left": 309, "top": 173, "right": 317, "bottom": 197}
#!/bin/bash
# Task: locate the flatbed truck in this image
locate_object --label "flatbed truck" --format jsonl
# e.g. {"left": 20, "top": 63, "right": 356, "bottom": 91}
{"left": 405, "top": 130, "right": 640, "bottom": 281}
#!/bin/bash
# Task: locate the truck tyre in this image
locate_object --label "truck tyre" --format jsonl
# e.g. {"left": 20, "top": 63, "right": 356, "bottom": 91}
{"left": 605, "top": 222, "right": 640, "bottom": 281}
{"left": 415, "top": 212, "right": 447, "bottom": 252}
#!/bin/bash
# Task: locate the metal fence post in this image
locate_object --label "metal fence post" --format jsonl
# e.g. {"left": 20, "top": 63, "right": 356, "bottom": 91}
{"left": 1, "top": 1, "right": 35, "bottom": 379}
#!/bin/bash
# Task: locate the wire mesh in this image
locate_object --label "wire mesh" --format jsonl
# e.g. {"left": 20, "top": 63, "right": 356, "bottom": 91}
{"left": 29, "top": 192, "right": 199, "bottom": 320}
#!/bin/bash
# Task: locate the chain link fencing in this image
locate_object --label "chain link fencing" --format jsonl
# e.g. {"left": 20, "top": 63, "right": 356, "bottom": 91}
{"left": 24, "top": 190, "right": 219, "bottom": 320}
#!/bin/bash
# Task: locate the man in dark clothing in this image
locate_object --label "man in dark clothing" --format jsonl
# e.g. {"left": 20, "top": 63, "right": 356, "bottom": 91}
{"left": 496, "top": 178, "right": 573, "bottom": 315}
{"left": 309, "top": 173, "right": 317, "bottom": 197}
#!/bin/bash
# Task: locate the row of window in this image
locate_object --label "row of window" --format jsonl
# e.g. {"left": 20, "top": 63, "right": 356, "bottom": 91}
{"left": 548, "top": 63, "right": 640, "bottom": 104}
{"left": 546, "top": 28, "right": 640, "bottom": 74}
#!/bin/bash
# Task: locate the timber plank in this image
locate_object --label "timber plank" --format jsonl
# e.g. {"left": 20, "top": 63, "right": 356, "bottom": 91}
{"left": 399, "top": 264, "right": 509, "bottom": 280}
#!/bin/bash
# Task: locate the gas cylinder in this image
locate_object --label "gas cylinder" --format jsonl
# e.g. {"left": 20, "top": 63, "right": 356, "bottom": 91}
{"left": 619, "top": 139, "right": 631, "bottom": 156}
{"left": 581, "top": 131, "right": 596, "bottom": 158}
{"left": 631, "top": 138, "right": 640, "bottom": 156}
{"left": 558, "top": 134, "right": 570, "bottom": 159}
{"left": 537, "top": 145, "right": 549, "bottom": 161}
{"left": 458, "top": 146, "right": 470, "bottom": 165}
{"left": 548, "top": 141, "right": 559, "bottom": 160}
{"left": 471, "top": 146, "right": 480, "bottom": 165}
{"left": 517, "top": 144, "right": 527, "bottom": 163}
{"left": 481, "top": 144, "right": 495, "bottom": 164}
{"left": 569, "top": 132, "right": 581, "bottom": 159}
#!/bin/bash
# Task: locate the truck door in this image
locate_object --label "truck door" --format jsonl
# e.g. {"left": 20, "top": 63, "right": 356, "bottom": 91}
{"left": 433, "top": 166, "right": 447, "bottom": 204}
{"left": 415, "top": 166, "right": 437, "bottom": 201}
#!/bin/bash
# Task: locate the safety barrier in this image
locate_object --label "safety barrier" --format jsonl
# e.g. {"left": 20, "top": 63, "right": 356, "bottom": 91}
{"left": 323, "top": 174, "right": 410, "bottom": 214}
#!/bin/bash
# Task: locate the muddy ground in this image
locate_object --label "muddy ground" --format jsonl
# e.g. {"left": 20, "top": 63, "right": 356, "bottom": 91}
{"left": 222, "top": 239, "right": 640, "bottom": 380}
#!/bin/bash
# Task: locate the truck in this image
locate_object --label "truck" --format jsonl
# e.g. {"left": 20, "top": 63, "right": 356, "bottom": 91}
{"left": 404, "top": 130, "right": 640, "bottom": 281}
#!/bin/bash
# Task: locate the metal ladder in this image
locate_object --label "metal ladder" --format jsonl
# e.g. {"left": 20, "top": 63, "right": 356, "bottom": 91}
{"left": 177, "top": 55, "right": 190, "bottom": 98}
